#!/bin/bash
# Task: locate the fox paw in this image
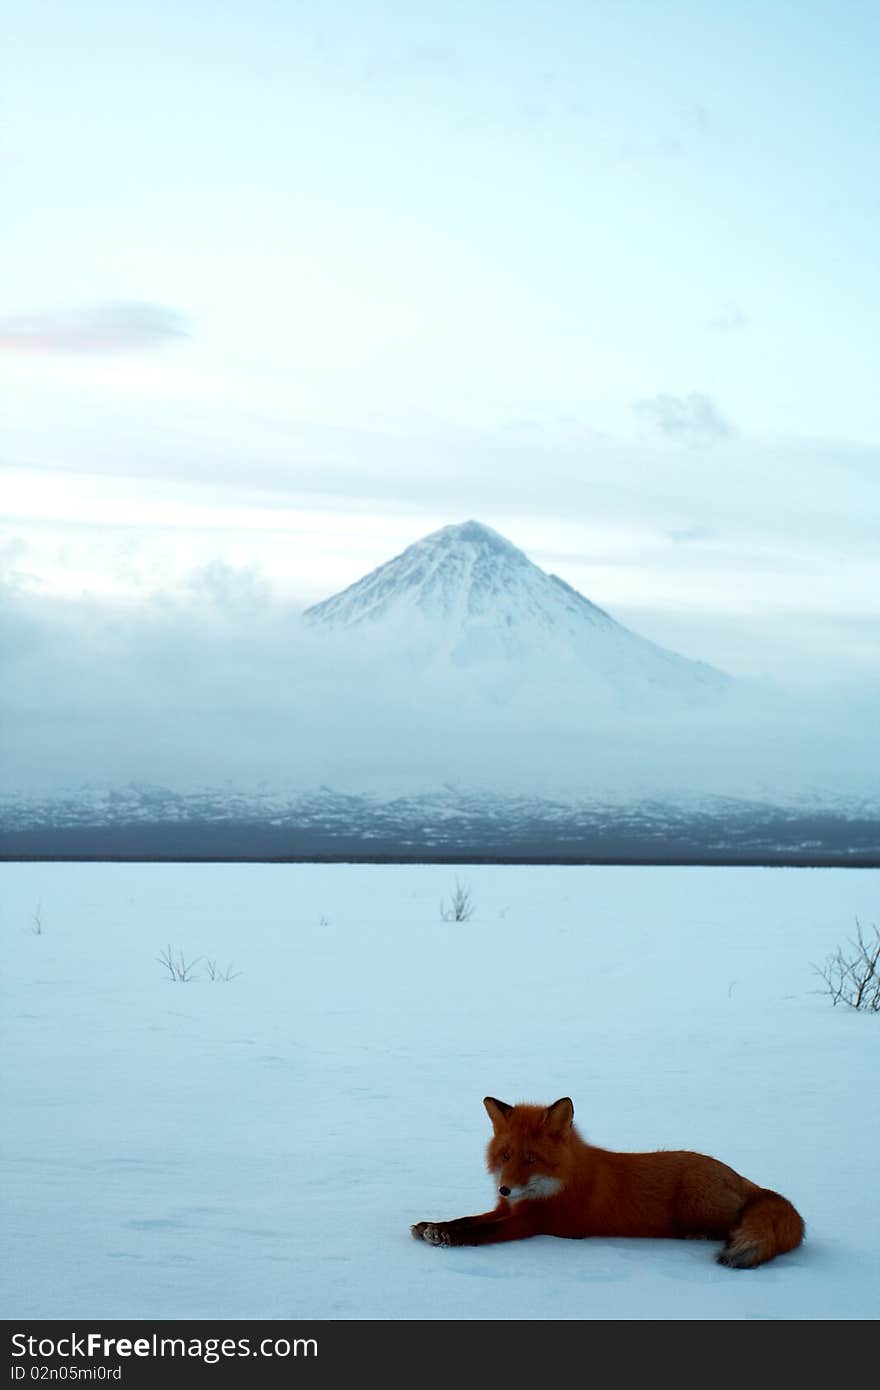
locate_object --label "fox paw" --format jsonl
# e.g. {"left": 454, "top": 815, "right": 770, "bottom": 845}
{"left": 411, "top": 1222, "right": 455, "bottom": 1247}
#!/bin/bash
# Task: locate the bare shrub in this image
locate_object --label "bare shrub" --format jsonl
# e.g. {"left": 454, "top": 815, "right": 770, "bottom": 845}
{"left": 31, "top": 902, "right": 43, "bottom": 935}
{"left": 205, "top": 958, "right": 242, "bottom": 982}
{"left": 440, "top": 878, "right": 475, "bottom": 923}
{"left": 815, "top": 920, "right": 880, "bottom": 1012}
{"left": 157, "top": 945, "right": 202, "bottom": 983}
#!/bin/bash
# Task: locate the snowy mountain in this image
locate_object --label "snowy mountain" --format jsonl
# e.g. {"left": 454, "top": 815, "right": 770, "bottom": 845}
{"left": 6, "top": 520, "right": 875, "bottom": 860}
{"left": 303, "top": 520, "right": 730, "bottom": 704}
{"left": 6, "top": 665, "right": 874, "bottom": 854}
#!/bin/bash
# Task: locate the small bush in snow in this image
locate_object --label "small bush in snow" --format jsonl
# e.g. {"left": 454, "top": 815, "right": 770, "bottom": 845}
{"left": 30, "top": 903, "right": 44, "bottom": 935}
{"left": 815, "top": 920, "right": 880, "bottom": 1012}
{"left": 440, "top": 879, "right": 475, "bottom": 923}
{"left": 205, "top": 958, "right": 242, "bottom": 982}
{"left": 157, "top": 945, "right": 202, "bottom": 983}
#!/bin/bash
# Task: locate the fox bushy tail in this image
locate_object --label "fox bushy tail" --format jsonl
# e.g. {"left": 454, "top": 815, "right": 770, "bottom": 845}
{"left": 718, "top": 1189, "right": 805, "bottom": 1269}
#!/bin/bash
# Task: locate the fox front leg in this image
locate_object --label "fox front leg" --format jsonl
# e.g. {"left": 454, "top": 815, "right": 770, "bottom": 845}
{"left": 411, "top": 1217, "right": 485, "bottom": 1246}
{"left": 411, "top": 1210, "right": 535, "bottom": 1247}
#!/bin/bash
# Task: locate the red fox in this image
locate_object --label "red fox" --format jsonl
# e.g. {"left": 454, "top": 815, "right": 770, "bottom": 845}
{"left": 411, "top": 1097, "right": 804, "bottom": 1269}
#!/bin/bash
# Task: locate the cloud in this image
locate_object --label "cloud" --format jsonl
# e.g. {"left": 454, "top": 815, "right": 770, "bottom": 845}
{"left": 0, "top": 537, "right": 32, "bottom": 582}
{"left": 632, "top": 392, "right": 736, "bottom": 446}
{"left": 362, "top": 39, "right": 462, "bottom": 85}
{"left": 666, "top": 524, "right": 715, "bottom": 544}
{"left": 688, "top": 103, "right": 711, "bottom": 133}
{"left": 180, "top": 560, "right": 271, "bottom": 609}
{"left": 0, "top": 581, "right": 876, "bottom": 806}
{"left": 708, "top": 303, "right": 748, "bottom": 332}
{"left": 0, "top": 302, "right": 188, "bottom": 355}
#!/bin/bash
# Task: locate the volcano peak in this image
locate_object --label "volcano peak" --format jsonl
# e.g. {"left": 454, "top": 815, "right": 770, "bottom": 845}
{"left": 302, "top": 520, "right": 730, "bottom": 704}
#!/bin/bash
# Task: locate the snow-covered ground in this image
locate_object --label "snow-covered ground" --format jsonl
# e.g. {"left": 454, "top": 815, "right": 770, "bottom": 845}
{"left": 2, "top": 861, "right": 878, "bottom": 1321}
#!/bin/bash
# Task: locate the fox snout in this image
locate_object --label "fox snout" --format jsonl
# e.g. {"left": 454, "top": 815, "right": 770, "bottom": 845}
{"left": 495, "top": 1174, "right": 562, "bottom": 1203}
{"left": 492, "top": 1170, "right": 526, "bottom": 1200}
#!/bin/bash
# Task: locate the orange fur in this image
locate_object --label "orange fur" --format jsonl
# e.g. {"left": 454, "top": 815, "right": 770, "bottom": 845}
{"left": 411, "top": 1097, "right": 804, "bottom": 1268}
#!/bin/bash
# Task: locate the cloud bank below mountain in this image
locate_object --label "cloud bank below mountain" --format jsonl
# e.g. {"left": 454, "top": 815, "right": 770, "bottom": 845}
{"left": 1, "top": 574, "right": 876, "bottom": 808}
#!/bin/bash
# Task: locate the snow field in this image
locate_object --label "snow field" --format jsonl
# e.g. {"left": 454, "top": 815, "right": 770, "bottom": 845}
{"left": 2, "top": 861, "right": 878, "bottom": 1320}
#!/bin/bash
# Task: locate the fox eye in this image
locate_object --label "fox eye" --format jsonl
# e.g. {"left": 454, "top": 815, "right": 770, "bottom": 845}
{"left": 525, "top": 1154, "right": 537, "bottom": 1165}
{"left": 500, "top": 1150, "right": 510, "bottom": 1162}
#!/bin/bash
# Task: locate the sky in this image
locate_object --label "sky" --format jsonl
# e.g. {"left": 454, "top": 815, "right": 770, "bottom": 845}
{"left": 2, "top": 0, "right": 880, "bottom": 696}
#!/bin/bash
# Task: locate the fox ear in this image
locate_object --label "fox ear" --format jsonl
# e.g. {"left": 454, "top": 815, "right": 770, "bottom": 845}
{"left": 543, "top": 1097, "right": 574, "bottom": 1134}
{"left": 484, "top": 1096, "right": 513, "bottom": 1130}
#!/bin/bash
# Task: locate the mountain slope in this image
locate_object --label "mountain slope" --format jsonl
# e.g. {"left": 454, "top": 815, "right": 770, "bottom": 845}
{"left": 303, "top": 520, "right": 731, "bottom": 703}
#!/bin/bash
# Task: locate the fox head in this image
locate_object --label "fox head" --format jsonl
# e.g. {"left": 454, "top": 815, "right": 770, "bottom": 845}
{"left": 483, "top": 1096, "right": 574, "bottom": 1203}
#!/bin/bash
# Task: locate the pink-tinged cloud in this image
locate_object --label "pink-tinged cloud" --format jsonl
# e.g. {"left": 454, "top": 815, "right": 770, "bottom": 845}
{"left": 0, "top": 301, "right": 188, "bottom": 354}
